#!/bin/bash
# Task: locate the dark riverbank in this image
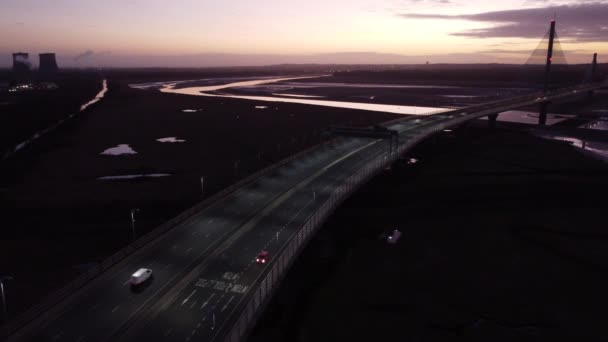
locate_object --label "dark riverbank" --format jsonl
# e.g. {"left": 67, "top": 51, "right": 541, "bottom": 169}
{"left": 249, "top": 120, "right": 608, "bottom": 342}
{"left": 0, "top": 71, "right": 102, "bottom": 155}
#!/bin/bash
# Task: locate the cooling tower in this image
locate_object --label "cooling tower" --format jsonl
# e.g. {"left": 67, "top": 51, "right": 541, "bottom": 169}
{"left": 39, "top": 53, "right": 59, "bottom": 75}
{"left": 12, "top": 53, "right": 31, "bottom": 71}
{"left": 12, "top": 52, "right": 31, "bottom": 82}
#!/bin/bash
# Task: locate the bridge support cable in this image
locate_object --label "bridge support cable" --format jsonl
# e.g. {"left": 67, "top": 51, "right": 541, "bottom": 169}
{"left": 523, "top": 19, "right": 568, "bottom": 91}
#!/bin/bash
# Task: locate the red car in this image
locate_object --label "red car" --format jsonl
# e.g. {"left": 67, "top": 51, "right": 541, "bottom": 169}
{"left": 256, "top": 251, "right": 269, "bottom": 264}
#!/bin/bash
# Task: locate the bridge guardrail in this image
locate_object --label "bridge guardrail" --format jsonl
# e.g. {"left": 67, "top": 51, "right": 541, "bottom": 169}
{"left": 222, "top": 141, "right": 394, "bottom": 342}
{"left": 0, "top": 135, "right": 339, "bottom": 340}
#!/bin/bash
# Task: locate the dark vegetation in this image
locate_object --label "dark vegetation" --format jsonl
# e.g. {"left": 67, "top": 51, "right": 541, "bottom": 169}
{"left": 249, "top": 121, "right": 608, "bottom": 342}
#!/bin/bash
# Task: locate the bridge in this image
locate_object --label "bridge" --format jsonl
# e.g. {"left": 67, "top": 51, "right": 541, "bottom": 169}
{"left": 2, "top": 22, "right": 607, "bottom": 342}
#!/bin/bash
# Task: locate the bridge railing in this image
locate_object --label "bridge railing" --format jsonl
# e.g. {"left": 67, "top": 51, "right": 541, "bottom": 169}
{"left": 0, "top": 135, "right": 339, "bottom": 340}
{"left": 221, "top": 140, "right": 398, "bottom": 342}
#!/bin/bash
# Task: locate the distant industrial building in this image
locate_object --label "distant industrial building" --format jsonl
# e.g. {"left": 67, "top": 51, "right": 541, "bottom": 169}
{"left": 12, "top": 52, "right": 32, "bottom": 82}
{"left": 39, "top": 53, "right": 59, "bottom": 80}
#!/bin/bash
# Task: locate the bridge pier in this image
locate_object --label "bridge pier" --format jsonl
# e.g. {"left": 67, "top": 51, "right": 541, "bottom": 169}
{"left": 539, "top": 102, "right": 549, "bottom": 126}
{"left": 488, "top": 113, "right": 498, "bottom": 128}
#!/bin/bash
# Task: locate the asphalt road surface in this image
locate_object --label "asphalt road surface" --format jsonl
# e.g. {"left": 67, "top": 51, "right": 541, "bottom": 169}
{"left": 31, "top": 137, "right": 374, "bottom": 342}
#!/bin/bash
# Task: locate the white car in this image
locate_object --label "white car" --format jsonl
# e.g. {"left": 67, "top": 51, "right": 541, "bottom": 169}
{"left": 387, "top": 230, "right": 402, "bottom": 244}
{"left": 130, "top": 268, "right": 153, "bottom": 286}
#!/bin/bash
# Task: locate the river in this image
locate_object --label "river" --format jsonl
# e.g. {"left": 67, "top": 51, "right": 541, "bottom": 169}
{"left": 151, "top": 76, "right": 448, "bottom": 116}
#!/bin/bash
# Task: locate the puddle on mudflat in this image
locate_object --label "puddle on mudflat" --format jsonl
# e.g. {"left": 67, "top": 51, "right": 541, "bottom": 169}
{"left": 98, "top": 174, "right": 171, "bottom": 180}
{"left": 273, "top": 93, "right": 326, "bottom": 99}
{"left": 157, "top": 137, "right": 186, "bottom": 143}
{"left": 100, "top": 144, "right": 137, "bottom": 156}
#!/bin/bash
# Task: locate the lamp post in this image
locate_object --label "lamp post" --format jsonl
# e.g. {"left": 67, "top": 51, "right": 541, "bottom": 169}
{"left": 200, "top": 176, "right": 205, "bottom": 199}
{"left": 1, "top": 276, "right": 13, "bottom": 322}
{"left": 130, "top": 208, "right": 140, "bottom": 241}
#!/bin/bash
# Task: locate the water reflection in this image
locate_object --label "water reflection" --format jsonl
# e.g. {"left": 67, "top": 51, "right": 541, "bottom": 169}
{"left": 155, "top": 77, "right": 447, "bottom": 116}
{"left": 100, "top": 144, "right": 137, "bottom": 156}
{"left": 157, "top": 137, "right": 186, "bottom": 143}
{"left": 272, "top": 93, "right": 326, "bottom": 98}
{"left": 98, "top": 174, "right": 171, "bottom": 180}
{"left": 581, "top": 114, "right": 608, "bottom": 131}
{"left": 481, "top": 110, "right": 570, "bottom": 126}
{"left": 164, "top": 76, "right": 325, "bottom": 94}
{"left": 81, "top": 80, "right": 108, "bottom": 111}
{"left": 540, "top": 135, "right": 608, "bottom": 160}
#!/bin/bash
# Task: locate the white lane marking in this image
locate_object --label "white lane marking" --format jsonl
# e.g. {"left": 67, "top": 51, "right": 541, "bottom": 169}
{"left": 111, "top": 305, "right": 120, "bottom": 313}
{"left": 221, "top": 296, "right": 235, "bottom": 312}
{"left": 196, "top": 323, "right": 201, "bottom": 328}
{"left": 181, "top": 289, "right": 198, "bottom": 306}
{"left": 186, "top": 247, "right": 193, "bottom": 253}
{"left": 222, "top": 272, "right": 239, "bottom": 280}
{"left": 190, "top": 300, "right": 197, "bottom": 309}
{"left": 122, "top": 279, "right": 131, "bottom": 286}
{"left": 201, "top": 293, "right": 216, "bottom": 309}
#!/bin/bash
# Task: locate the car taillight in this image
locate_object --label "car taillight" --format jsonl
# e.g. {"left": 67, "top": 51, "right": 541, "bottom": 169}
{"left": 262, "top": 259, "right": 266, "bottom": 263}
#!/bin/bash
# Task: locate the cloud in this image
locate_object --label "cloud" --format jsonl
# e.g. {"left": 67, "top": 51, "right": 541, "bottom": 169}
{"left": 400, "top": 2, "right": 608, "bottom": 42}
{"left": 74, "top": 50, "right": 95, "bottom": 61}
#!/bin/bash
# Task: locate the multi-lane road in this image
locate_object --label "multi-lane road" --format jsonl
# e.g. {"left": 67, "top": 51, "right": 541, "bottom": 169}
{"left": 11, "top": 80, "right": 607, "bottom": 342}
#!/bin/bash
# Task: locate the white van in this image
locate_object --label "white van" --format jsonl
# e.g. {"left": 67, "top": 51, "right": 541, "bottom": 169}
{"left": 130, "top": 268, "right": 153, "bottom": 286}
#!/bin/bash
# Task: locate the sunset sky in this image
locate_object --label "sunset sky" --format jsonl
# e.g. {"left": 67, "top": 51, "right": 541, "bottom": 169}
{"left": 1, "top": 0, "right": 607, "bottom": 67}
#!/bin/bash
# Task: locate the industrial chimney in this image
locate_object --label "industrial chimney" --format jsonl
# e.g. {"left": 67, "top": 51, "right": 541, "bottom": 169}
{"left": 39, "top": 53, "right": 59, "bottom": 80}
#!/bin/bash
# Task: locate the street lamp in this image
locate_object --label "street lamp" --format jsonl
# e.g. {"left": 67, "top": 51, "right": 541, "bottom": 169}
{"left": 1, "top": 276, "right": 13, "bottom": 322}
{"left": 130, "top": 208, "right": 140, "bottom": 241}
